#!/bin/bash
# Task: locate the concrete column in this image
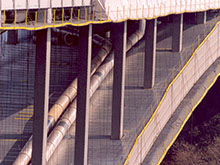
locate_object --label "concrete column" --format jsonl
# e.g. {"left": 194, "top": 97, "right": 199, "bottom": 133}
{"left": 111, "top": 21, "right": 127, "bottom": 140}
{"left": 106, "top": 31, "right": 110, "bottom": 38}
{"left": 7, "top": 30, "right": 18, "bottom": 44}
{"left": 172, "top": 14, "right": 183, "bottom": 52}
{"left": 32, "top": 28, "right": 51, "bottom": 165}
{"left": 74, "top": 24, "right": 92, "bottom": 165}
{"left": 0, "top": 11, "right": 1, "bottom": 57}
{"left": 0, "top": 11, "right": 2, "bottom": 58}
{"left": 144, "top": 19, "right": 157, "bottom": 89}
{"left": 196, "top": 11, "right": 207, "bottom": 24}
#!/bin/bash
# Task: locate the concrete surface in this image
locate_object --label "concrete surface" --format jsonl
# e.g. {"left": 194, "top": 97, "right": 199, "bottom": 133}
{"left": 0, "top": 11, "right": 219, "bottom": 165}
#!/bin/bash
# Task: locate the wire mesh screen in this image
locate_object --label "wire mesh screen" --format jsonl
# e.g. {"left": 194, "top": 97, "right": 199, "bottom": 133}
{"left": 0, "top": 9, "right": 219, "bottom": 165}
{"left": 0, "top": 30, "right": 35, "bottom": 164}
{"left": 127, "top": 11, "right": 220, "bottom": 164}
{"left": 0, "top": 28, "right": 78, "bottom": 164}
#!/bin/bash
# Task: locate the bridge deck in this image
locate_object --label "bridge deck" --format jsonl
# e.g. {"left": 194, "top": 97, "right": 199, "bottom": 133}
{"left": 0, "top": 11, "right": 219, "bottom": 165}
{"left": 143, "top": 55, "right": 220, "bottom": 165}
{"left": 47, "top": 12, "right": 219, "bottom": 164}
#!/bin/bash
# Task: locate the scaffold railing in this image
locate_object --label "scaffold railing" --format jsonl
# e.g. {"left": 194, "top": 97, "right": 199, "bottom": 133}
{"left": 0, "top": 0, "right": 220, "bottom": 30}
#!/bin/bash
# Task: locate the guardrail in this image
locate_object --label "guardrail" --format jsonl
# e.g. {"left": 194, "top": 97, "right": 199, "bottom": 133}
{"left": 0, "top": 1, "right": 220, "bottom": 30}
{"left": 124, "top": 16, "right": 220, "bottom": 165}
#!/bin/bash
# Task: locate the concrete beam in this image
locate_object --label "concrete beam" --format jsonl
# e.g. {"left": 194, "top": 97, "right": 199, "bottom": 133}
{"left": 32, "top": 28, "right": 51, "bottom": 165}
{"left": 7, "top": 30, "right": 18, "bottom": 44}
{"left": 196, "top": 11, "right": 207, "bottom": 24}
{"left": 111, "top": 21, "right": 127, "bottom": 140}
{"left": 144, "top": 19, "right": 157, "bottom": 89}
{"left": 74, "top": 24, "right": 92, "bottom": 165}
{"left": 172, "top": 14, "right": 183, "bottom": 52}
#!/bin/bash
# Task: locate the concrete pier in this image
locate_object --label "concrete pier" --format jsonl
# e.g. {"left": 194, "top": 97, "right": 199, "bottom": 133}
{"left": 74, "top": 24, "right": 92, "bottom": 165}
{"left": 32, "top": 28, "right": 51, "bottom": 165}
{"left": 111, "top": 21, "right": 127, "bottom": 140}
{"left": 172, "top": 14, "right": 183, "bottom": 52}
{"left": 144, "top": 19, "right": 157, "bottom": 89}
{"left": 196, "top": 11, "right": 207, "bottom": 24}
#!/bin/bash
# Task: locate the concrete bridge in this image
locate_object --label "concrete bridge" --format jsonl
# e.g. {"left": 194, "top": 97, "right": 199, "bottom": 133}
{"left": 0, "top": 1, "right": 220, "bottom": 165}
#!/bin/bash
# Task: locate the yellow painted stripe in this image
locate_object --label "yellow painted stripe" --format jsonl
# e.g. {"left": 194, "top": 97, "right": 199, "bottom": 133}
{"left": 22, "top": 105, "right": 34, "bottom": 111}
{"left": 19, "top": 111, "right": 33, "bottom": 114}
{"left": 0, "top": 139, "right": 24, "bottom": 142}
{"left": 14, "top": 117, "right": 31, "bottom": 121}
{"left": 16, "top": 114, "right": 32, "bottom": 117}
{"left": 124, "top": 18, "right": 220, "bottom": 165}
{"left": 22, "top": 108, "right": 33, "bottom": 111}
{"left": 14, "top": 105, "right": 34, "bottom": 120}
{"left": 0, "top": 8, "right": 219, "bottom": 31}
{"left": 124, "top": 130, "right": 130, "bottom": 133}
{"left": 156, "top": 48, "right": 172, "bottom": 50}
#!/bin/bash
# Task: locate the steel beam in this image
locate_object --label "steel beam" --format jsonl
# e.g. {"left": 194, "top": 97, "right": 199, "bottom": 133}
{"left": 32, "top": 28, "right": 51, "bottom": 165}
{"left": 74, "top": 24, "right": 92, "bottom": 165}
{"left": 111, "top": 21, "right": 127, "bottom": 140}
{"left": 144, "top": 19, "right": 157, "bottom": 89}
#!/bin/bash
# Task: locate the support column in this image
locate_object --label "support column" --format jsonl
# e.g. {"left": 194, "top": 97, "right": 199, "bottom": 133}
{"left": 32, "top": 28, "right": 51, "bottom": 165}
{"left": 144, "top": 19, "right": 157, "bottom": 89}
{"left": 106, "top": 31, "right": 110, "bottom": 38}
{"left": 172, "top": 14, "right": 183, "bottom": 52}
{"left": 7, "top": 30, "right": 18, "bottom": 44}
{"left": 111, "top": 21, "right": 127, "bottom": 140}
{"left": 74, "top": 24, "right": 92, "bottom": 165}
{"left": 196, "top": 11, "right": 207, "bottom": 24}
{"left": 0, "top": 11, "right": 2, "bottom": 58}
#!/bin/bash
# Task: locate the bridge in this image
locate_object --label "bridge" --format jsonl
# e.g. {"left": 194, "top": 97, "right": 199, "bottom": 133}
{"left": 0, "top": 0, "right": 220, "bottom": 165}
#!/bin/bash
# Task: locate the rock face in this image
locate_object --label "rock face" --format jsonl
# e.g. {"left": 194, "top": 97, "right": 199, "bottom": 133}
{"left": 161, "top": 78, "right": 220, "bottom": 165}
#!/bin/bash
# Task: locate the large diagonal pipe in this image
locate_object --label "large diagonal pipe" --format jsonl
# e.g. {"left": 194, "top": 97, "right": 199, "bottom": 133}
{"left": 13, "top": 35, "right": 112, "bottom": 165}
{"left": 46, "top": 20, "right": 146, "bottom": 162}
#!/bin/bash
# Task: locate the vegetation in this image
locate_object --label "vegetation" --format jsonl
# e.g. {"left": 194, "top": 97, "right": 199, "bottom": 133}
{"left": 162, "top": 79, "right": 220, "bottom": 165}
{"left": 162, "top": 114, "right": 220, "bottom": 165}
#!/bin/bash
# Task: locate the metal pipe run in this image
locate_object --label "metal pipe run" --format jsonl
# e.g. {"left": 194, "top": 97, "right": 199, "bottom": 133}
{"left": 14, "top": 20, "right": 145, "bottom": 165}
{"left": 46, "top": 20, "right": 146, "bottom": 162}
{"left": 13, "top": 34, "right": 112, "bottom": 165}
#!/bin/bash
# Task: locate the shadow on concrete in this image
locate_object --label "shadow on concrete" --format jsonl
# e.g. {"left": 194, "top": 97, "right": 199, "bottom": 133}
{"left": 0, "top": 118, "right": 32, "bottom": 165}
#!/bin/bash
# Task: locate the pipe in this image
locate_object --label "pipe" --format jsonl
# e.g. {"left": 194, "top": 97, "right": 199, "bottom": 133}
{"left": 14, "top": 20, "right": 145, "bottom": 165}
{"left": 45, "top": 20, "right": 146, "bottom": 162}
{"left": 13, "top": 35, "right": 112, "bottom": 165}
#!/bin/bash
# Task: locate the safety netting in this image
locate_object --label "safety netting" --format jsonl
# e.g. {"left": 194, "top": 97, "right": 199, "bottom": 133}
{"left": 95, "top": 0, "right": 220, "bottom": 21}
{"left": 0, "top": 9, "right": 220, "bottom": 165}
{"left": 0, "top": 0, "right": 220, "bottom": 29}
{"left": 0, "top": 28, "right": 78, "bottom": 164}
